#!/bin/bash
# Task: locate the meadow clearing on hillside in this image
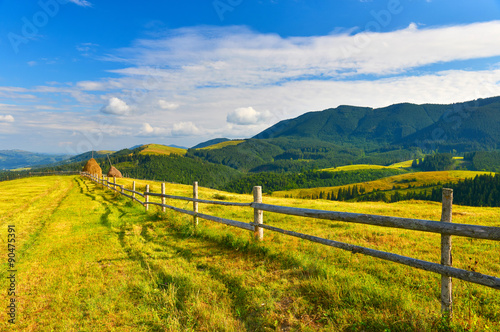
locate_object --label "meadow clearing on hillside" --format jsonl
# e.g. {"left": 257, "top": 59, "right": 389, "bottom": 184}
{"left": 197, "top": 140, "right": 245, "bottom": 150}
{"left": 137, "top": 144, "right": 187, "bottom": 156}
{"left": 0, "top": 175, "right": 499, "bottom": 331}
{"left": 273, "top": 170, "right": 493, "bottom": 199}
{"left": 321, "top": 164, "right": 402, "bottom": 172}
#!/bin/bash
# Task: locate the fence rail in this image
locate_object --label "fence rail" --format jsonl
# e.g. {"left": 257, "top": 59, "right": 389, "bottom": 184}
{"left": 80, "top": 171, "right": 500, "bottom": 319}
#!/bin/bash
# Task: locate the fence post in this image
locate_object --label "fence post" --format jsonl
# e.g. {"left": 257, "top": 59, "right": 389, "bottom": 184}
{"left": 113, "top": 177, "right": 116, "bottom": 192}
{"left": 253, "top": 186, "right": 263, "bottom": 241}
{"left": 440, "top": 188, "right": 453, "bottom": 318}
{"left": 161, "top": 183, "right": 166, "bottom": 212}
{"left": 145, "top": 184, "right": 149, "bottom": 212}
{"left": 193, "top": 182, "right": 198, "bottom": 226}
{"left": 132, "top": 181, "right": 136, "bottom": 201}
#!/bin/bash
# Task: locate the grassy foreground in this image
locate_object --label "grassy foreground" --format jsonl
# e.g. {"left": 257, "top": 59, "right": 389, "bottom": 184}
{"left": 1, "top": 175, "right": 499, "bottom": 331}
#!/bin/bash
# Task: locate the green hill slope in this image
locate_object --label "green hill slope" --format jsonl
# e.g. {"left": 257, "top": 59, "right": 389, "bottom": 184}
{"left": 254, "top": 96, "right": 500, "bottom": 152}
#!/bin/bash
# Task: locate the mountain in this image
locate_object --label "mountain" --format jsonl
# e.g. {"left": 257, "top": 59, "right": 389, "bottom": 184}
{"left": 253, "top": 96, "right": 500, "bottom": 152}
{"left": 51, "top": 150, "right": 114, "bottom": 166}
{"left": 25, "top": 146, "right": 241, "bottom": 189}
{"left": 192, "top": 138, "right": 231, "bottom": 149}
{"left": 0, "top": 150, "right": 70, "bottom": 170}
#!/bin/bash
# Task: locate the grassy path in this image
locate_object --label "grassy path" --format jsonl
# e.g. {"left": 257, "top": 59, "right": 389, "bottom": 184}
{"left": 0, "top": 176, "right": 172, "bottom": 330}
{"left": 1, "top": 175, "right": 499, "bottom": 331}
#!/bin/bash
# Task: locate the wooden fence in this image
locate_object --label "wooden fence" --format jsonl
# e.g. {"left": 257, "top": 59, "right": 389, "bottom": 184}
{"left": 81, "top": 172, "right": 500, "bottom": 319}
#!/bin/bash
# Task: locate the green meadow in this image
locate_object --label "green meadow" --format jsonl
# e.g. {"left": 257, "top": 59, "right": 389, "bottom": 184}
{"left": 1, "top": 175, "right": 499, "bottom": 331}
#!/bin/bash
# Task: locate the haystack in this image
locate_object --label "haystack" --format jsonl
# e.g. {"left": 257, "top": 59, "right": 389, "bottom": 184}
{"left": 107, "top": 166, "right": 122, "bottom": 178}
{"left": 82, "top": 158, "right": 102, "bottom": 177}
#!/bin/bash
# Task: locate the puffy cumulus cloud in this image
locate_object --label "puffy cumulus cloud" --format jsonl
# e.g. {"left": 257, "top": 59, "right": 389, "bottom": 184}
{"left": 158, "top": 99, "right": 179, "bottom": 110}
{"left": 100, "top": 97, "right": 131, "bottom": 115}
{"left": 172, "top": 122, "right": 200, "bottom": 136}
{"left": 0, "top": 115, "right": 14, "bottom": 122}
{"left": 227, "top": 107, "right": 271, "bottom": 125}
{"left": 141, "top": 123, "right": 154, "bottom": 134}
{"left": 139, "top": 123, "right": 170, "bottom": 136}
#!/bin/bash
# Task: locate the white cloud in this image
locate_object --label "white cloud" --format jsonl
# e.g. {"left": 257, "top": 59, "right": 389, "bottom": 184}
{"left": 68, "top": 0, "right": 92, "bottom": 7}
{"left": 77, "top": 81, "right": 106, "bottom": 91}
{"left": 0, "top": 115, "right": 14, "bottom": 122}
{"left": 109, "top": 21, "right": 500, "bottom": 87}
{"left": 138, "top": 122, "right": 171, "bottom": 136}
{"left": 100, "top": 97, "right": 131, "bottom": 115}
{"left": 142, "top": 123, "right": 154, "bottom": 134}
{"left": 172, "top": 122, "right": 200, "bottom": 136}
{"left": 158, "top": 99, "right": 179, "bottom": 110}
{"left": 4, "top": 21, "right": 500, "bottom": 151}
{"left": 227, "top": 107, "right": 271, "bottom": 125}
{"left": 27, "top": 61, "right": 37, "bottom": 67}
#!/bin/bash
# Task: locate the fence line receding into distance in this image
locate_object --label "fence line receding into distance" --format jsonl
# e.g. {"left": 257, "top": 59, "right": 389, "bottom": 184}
{"left": 80, "top": 171, "right": 500, "bottom": 320}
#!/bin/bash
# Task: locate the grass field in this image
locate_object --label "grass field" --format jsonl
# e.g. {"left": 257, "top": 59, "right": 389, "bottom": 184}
{"left": 197, "top": 140, "right": 245, "bottom": 150}
{"left": 1, "top": 175, "right": 499, "bottom": 331}
{"left": 321, "top": 161, "right": 415, "bottom": 172}
{"left": 137, "top": 144, "right": 187, "bottom": 156}
{"left": 321, "top": 164, "right": 397, "bottom": 172}
{"left": 389, "top": 160, "right": 414, "bottom": 168}
{"left": 274, "top": 170, "right": 493, "bottom": 199}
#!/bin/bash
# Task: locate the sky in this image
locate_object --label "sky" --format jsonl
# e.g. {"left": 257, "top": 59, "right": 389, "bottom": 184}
{"left": 1, "top": 0, "right": 500, "bottom": 154}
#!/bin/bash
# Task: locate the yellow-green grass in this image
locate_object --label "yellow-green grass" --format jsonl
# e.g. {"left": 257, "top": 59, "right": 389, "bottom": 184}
{"left": 322, "top": 160, "right": 416, "bottom": 172}
{"left": 97, "top": 150, "right": 115, "bottom": 154}
{"left": 389, "top": 159, "right": 415, "bottom": 168}
{"left": 137, "top": 143, "right": 187, "bottom": 156}
{"left": 8, "top": 167, "right": 31, "bottom": 171}
{"left": 198, "top": 139, "right": 245, "bottom": 150}
{"left": 322, "top": 164, "right": 395, "bottom": 172}
{"left": 274, "top": 170, "right": 494, "bottom": 199}
{"left": 113, "top": 161, "right": 135, "bottom": 169}
{"left": 2, "top": 175, "right": 499, "bottom": 330}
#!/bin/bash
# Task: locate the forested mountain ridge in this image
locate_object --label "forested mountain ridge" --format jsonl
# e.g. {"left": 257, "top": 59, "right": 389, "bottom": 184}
{"left": 253, "top": 96, "right": 500, "bottom": 152}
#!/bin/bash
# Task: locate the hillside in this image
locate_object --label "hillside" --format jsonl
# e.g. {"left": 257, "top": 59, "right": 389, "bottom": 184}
{"left": 254, "top": 96, "right": 500, "bottom": 152}
{"left": 187, "top": 137, "right": 421, "bottom": 173}
{"left": 197, "top": 140, "right": 245, "bottom": 150}
{"left": 273, "top": 170, "right": 492, "bottom": 199}
{"left": 26, "top": 148, "right": 241, "bottom": 189}
{"left": 1, "top": 175, "right": 498, "bottom": 330}
{"left": 191, "top": 138, "right": 231, "bottom": 149}
{"left": 136, "top": 143, "right": 187, "bottom": 156}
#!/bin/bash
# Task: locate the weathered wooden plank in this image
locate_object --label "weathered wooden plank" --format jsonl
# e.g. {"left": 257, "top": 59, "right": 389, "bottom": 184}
{"left": 147, "top": 192, "right": 250, "bottom": 206}
{"left": 252, "top": 222, "right": 500, "bottom": 290}
{"left": 146, "top": 201, "right": 254, "bottom": 231}
{"left": 251, "top": 203, "right": 500, "bottom": 241}
{"left": 121, "top": 192, "right": 133, "bottom": 199}
{"left": 122, "top": 187, "right": 144, "bottom": 197}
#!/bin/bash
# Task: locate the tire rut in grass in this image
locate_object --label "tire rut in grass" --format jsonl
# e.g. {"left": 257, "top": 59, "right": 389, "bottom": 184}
{"left": 14, "top": 178, "right": 75, "bottom": 260}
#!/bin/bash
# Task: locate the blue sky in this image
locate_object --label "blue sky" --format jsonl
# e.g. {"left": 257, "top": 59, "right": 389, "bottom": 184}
{"left": 1, "top": 0, "right": 500, "bottom": 153}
